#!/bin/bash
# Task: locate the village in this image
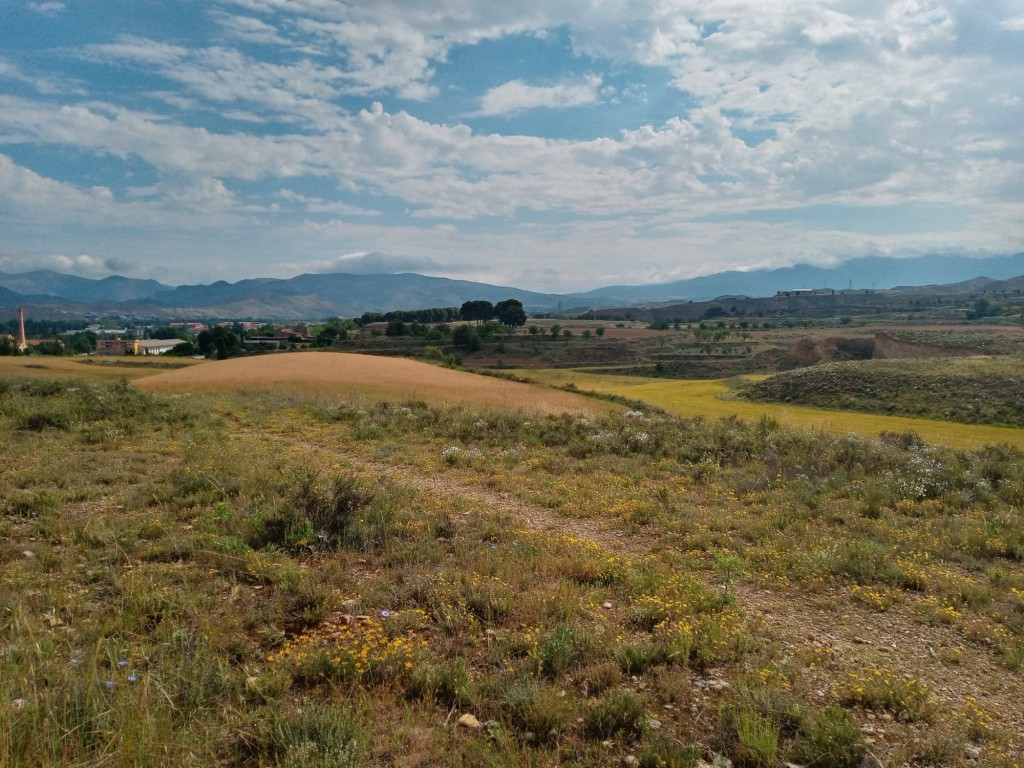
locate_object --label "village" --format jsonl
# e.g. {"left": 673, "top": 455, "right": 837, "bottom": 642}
{"left": 1, "top": 309, "right": 317, "bottom": 357}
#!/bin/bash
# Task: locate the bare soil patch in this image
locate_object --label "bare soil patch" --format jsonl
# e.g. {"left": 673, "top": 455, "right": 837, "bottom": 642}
{"left": 135, "top": 351, "right": 607, "bottom": 414}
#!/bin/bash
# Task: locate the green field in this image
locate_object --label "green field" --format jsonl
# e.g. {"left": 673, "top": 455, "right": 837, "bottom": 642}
{"left": 519, "top": 369, "right": 1024, "bottom": 450}
{"left": 2, "top": 369, "right": 1023, "bottom": 767}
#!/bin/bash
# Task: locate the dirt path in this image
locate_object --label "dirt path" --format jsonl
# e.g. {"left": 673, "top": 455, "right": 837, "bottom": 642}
{"left": 288, "top": 436, "right": 1022, "bottom": 762}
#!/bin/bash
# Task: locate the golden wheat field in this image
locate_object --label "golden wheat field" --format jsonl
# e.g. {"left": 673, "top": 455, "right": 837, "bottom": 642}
{"left": 134, "top": 351, "right": 608, "bottom": 414}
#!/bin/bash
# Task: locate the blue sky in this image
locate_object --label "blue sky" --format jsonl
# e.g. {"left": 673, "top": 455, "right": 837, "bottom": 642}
{"left": 1, "top": 0, "right": 1022, "bottom": 291}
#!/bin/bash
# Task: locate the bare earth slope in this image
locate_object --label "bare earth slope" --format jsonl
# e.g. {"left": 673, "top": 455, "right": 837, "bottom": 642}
{"left": 135, "top": 351, "right": 605, "bottom": 414}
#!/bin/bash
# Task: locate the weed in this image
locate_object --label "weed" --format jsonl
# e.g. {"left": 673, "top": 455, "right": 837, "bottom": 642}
{"left": 838, "top": 666, "right": 931, "bottom": 720}
{"left": 639, "top": 735, "right": 702, "bottom": 768}
{"left": 720, "top": 701, "right": 781, "bottom": 767}
{"left": 794, "top": 704, "right": 865, "bottom": 768}
{"left": 585, "top": 690, "right": 648, "bottom": 739}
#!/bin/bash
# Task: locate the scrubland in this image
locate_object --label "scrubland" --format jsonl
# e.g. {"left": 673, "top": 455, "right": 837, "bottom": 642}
{"left": 741, "top": 357, "right": 1024, "bottom": 428}
{"left": 1, "top": 365, "right": 1023, "bottom": 767}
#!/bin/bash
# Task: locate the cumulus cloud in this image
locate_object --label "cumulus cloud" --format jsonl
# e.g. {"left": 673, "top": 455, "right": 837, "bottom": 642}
{"left": 1, "top": 254, "right": 122, "bottom": 278}
{"left": 475, "top": 75, "right": 603, "bottom": 116}
{"left": 0, "top": 1, "right": 1021, "bottom": 288}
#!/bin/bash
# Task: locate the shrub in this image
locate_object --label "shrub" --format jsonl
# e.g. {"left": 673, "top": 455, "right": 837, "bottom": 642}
{"left": 719, "top": 701, "right": 780, "bottom": 767}
{"left": 795, "top": 705, "right": 865, "bottom": 768}
{"left": 639, "top": 735, "right": 701, "bottom": 768}
{"left": 501, "top": 679, "right": 575, "bottom": 743}
{"left": 266, "top": 702, "right": 365, "bottom": 768}
{"left": 297, "top": 472, "right": 374, "bottom": 547}
{"left": 585, "top": 690, "right": 647, "bottom": 739}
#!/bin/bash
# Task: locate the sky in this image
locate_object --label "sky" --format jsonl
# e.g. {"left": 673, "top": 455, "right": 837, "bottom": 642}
{"left": 0, "top": 1, "right": 1022, "bottom": 292}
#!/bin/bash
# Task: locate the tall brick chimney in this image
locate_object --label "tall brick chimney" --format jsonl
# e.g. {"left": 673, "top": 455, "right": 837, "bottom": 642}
{"left": 17, "top": 307, "right": 28, "bottom": 351}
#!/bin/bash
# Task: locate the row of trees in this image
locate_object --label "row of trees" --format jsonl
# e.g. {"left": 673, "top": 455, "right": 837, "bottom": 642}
{"left": 358, "top": 299, "right": 528, "bottom": 328}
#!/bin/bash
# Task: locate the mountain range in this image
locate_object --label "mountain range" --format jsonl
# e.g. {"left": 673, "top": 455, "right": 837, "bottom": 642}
{"left": 1, "top": 252, "right": 1022, "bottom": 320}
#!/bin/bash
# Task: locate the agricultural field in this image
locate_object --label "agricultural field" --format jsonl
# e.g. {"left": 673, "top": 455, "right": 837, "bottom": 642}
{"left": 739, "top": 358, "right": 1024, "bottom": 428}
{"left": 518, "top": 369, "right": 1024, "bottom": 451}
{"left": 134, "top": 352, "right": 606, "bottom": 415}
{"left": 2, "top": 355, "right": 1024, "bottom": 767}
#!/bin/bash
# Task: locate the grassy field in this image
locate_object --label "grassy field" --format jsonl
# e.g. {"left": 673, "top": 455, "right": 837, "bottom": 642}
{"left": 0, "top": 355, "right": 200, "bottom": 382}
{"left": 519, "top": 369, "right": 1024, "bottom": 451}
{"left": 1, "top": 366, "right": 1023, "bottom": 767}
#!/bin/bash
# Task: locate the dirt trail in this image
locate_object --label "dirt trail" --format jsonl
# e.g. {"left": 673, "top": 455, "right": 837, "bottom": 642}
{"left": 292, "top": 436, "right": 1023, "bottom": 760}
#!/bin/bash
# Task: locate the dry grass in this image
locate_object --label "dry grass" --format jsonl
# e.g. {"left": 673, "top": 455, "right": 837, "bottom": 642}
{"left": 135, "top": 351, "right": 608, "bottom": 414}
{"left": 0, "top": 355, "right": 199, "bottom": 382}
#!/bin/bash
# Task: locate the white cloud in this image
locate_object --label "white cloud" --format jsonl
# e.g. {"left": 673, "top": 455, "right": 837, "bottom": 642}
{"left": 476, "top": 75, "right": 603, "bottom": 116}
{"left": 275, "top": 189, "right": 380, "bottom": 216}
{"left": 283, "top": 251, "right": 457, "bottom": 275}
{"left": 0, "top": 1, "right": 1022, "bottom": 289}
{"left": 26, "top": 1, "right": 64, "bottom": 16}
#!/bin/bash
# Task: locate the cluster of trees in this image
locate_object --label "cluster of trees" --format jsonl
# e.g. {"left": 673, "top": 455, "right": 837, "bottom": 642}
{"left": 357, "top": 299, "right": 528, "bottom": 329}
{"left": 460, "top": 299, "right": 527, "bottom": 327}
{"left": 357, "top": 307, "right": 461, "bottom": 326}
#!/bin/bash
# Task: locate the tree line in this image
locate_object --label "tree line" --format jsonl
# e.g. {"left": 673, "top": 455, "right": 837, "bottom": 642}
{"left": 357, "top": 299, "right": 526, "bottom": 328}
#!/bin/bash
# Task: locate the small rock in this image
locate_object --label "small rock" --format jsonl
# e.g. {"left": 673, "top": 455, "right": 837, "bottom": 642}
{"left": 457, "top": 713, "right": 483, "bottom": 730}
{"left": 10, "top": 698, "right": 27, "bottom": 711}
{"left": 22, "top": 551, "right": 35, "bottom": 559}
{"left": 712, "top": 755, "right": 734, "bottom": 768}
{"left": 647, "top": 718, "right": 662, "bottom": 731}
{"left": 785, "top": 763, "right": 806, "bottom": 768}
{"left": 602, "top": 740, "right": 614, "bottom": 749}
{"left": 852, "top": 636, "right": 870, "bottom": 644}
{"left": 859, "top": 752, "right": 884, "bottom": 768}
{"left": 964, "top": 744, "right": 982, "bottom": 760}
{"left": 602, "top": 601, "right": 613, "bottom": 609}
{"left": 340, "top": 599, "right": 357, "bottom": 611}
{"left": 694, "top": 676, "right": 731, "bottom": 692}
{"left": 624, "top": 756, "right": 639, "bottom": 767}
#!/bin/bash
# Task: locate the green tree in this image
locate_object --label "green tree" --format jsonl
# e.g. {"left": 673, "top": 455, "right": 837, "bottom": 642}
{"left": 148, "top": 326, "right": 189, "bottom": 340}
{"left": 66, "top": 331, "right": 97, "bottom": 354}
{"left": 167, "top": 341, "right": 197, "bottom": 356}
{"left": 459, "top": 300, "right": 495, "bottom": 324}
{"left": 494, "top": 299, "right": 527, "bottom": 328}
{"left": 452, "top": 324, "right": 481, "bottom": 351}
{"left": 197, "top": 326, "right": 242, "bottom": 359}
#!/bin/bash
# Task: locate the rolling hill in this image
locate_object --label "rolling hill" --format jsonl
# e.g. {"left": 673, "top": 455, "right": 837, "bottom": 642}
{"left": 1, "top": 252, "right": 1022, "bottom": 319}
